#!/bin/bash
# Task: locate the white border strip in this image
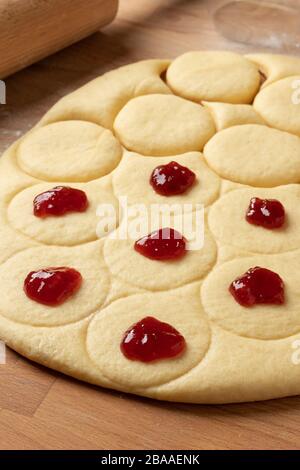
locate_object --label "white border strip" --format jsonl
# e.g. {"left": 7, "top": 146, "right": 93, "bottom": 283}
{"left": 0, "top": 80, "right": 6, "bottom": 104}
{"left": 0, "top": 341, "right": 6, "bottom": 364}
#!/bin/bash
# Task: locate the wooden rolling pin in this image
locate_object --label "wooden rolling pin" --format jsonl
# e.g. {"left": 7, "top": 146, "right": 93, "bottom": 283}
{"left": 0, "top": 0, "right": 119, "bottom": 78}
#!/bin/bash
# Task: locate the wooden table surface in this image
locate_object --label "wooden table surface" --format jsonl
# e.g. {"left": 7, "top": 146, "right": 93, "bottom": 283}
{"left": 1, "top": 0, "right": 300, "bottom": 450}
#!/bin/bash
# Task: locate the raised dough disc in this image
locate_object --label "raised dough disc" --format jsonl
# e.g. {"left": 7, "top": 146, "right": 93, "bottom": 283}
{"left": 103, "top": 215, "right": 217, "bottom": 291}
{"left": 0, "top": 242, "right": 109, "bottom": 327}
{"left": 166, "top": 51, "right": 260, "bottom": 104}
{"left": 253, "top": 76, "right": 300, "bottom": 137}
{"left": 18, "top": 121, "right": 122, "bottom": 182}
{"left": 201, "top": 251, "right": 300, "bottom": 340}
{"left": 113, "top": 151, "right": 220, "bottom": 209}
{"left": 86, "top": 284, "right": 211, "bottom": 388}
{"left": 113, "top": 94, "right": 216, "bottom": 156}
{"left": 7, "top": 178, "right": 118, "bottom": 246}
{"left": 204, "top": 124, "right": 300, "bottom": 187}
{"left": 209, "top": 185, "right": 300, "bottom": 254}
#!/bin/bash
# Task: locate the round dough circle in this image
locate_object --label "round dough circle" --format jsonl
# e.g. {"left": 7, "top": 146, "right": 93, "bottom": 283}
{"left": 7, "top": 181, "right": 118, "bottom": 246}
{"left": 253, "top": 76, "right": 300, "bottom": 137}
{"left": 86, "top": 286, "right": 211, "bottom": 388}
{"left": 166, "top": 51, "right": 261, "bottom": 104}
{"left": 18, "top": 121, "right": 122, "bottom": 182}
{"left": 201, "top": 252, "right": 300, "bottom": 340}
{"left": 113, "top": 151, "right": 220, "bottom": 209}
{"left": 204, "top": 124, "right": 300, "bottom": 187}
{"left": 209, "top": 185, "right": 300, "bottom": 254}
{"left": 104, "top": 219, "right": 217, "bottom": 291}
{"left": 0, "top": 243, "right": 110, "bottom": 326}
{"left": 113, "top": 94, "right": 216, "bottom": 156}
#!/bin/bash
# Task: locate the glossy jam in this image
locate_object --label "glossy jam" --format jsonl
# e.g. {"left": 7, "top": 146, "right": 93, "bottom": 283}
{"left": 33, "top": 186, "right": 88, "bottom": 218}
{"left": 150, "top": 161, "right": 196, "bottom": 196}
{"left": 121, "top": 316, "right": 186, "bottom": 362}
{"left": 246, "top": 197, "right": 285, "bottom": 229}
{"left": 134, "top": 228, "right": 187, "bottom": 260}
{"left": 24, "top": 267, "right": 82, "bottom": 306}
{"left": 229, "top": 266, "right": 284, "bottom": 307}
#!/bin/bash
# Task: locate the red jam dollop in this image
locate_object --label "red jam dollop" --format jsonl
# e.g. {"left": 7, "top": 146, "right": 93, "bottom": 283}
{"left": 150, "top": 161, "right": 196, "bottom": 196}
{"left": 246, "top": 197, "right": 285, "bottom": 229}
{"left": 33, "top": 186, "right": 88, "bottom": 218}
{"left": 24, "top": 267, "right": 82, "bottom": 306}
{"left": 229, "top": 266, "right": 284, "bottom": 307}
{"left": 121, "top": 316, "right": 186, "bottom": 362}
{"left": 134, "top": 228, "right": 187, "bottom": 260}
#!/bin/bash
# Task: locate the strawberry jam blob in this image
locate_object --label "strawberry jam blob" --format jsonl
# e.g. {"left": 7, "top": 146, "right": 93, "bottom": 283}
{"left": 33, "top": 186, "right": 88, "bottom": 218}
{"left": 24, "top": 267, "right": 82, "bottom": 306}
{"left": 150, "top": 161, "right": 196, "bottom": 196}
{"left": 246, "top": 197, "right": 285, "bottom": 229}
{"left": 134, "top": 228, "right": 187, "bottom": 260}
{"left": 229, "top": 266, "right": 284, "bottom": 307}
{"left": 121, "top": 316, "right": 186, "bottom": 362}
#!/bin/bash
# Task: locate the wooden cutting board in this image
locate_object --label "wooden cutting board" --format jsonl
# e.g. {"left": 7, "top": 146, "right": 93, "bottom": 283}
{"left": 1, "top": 0, "right": 300, "bottom": 450}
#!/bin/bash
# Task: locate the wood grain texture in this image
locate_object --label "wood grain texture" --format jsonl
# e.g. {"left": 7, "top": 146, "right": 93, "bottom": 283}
{"left": 0, "top": 0, "right": 119, "bottom": 78}
{"left": 0, "top": 0, "right": 300, "bottom": 450}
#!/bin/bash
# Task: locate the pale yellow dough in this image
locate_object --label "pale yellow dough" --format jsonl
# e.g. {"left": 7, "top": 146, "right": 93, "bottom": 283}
{"left": 0, "top": 242, "right": 109, "bottom": 327}
{"left": 247, "top": 53, "right": 300, "bottom": 87}
{"left": 7, "top": 177, "right": 118, "bottom": 246}
{"left": 209, "top": 185, "right": 300, "bottom": 254}
{"left": 2, "top": 53, "right": 300, "bottom": 404}
{"left": 201, "top": 251, "right": 300, "bottom": 340}
{"left": 203, "top": 102, "right": 265, "bottom": 131}
{"left": 18, "top": 121, "right": 122, "bottom": 182}
{"left": 103, "top": 216, "right": 216, "bottom": 291}
{"left": 87, "top": 283, "right": 211, "bottom": 388}
{"left": 204, "top": 124, "right": 300, "bottom": 187}
{"left": 253, "top": 76, "right": 300, "bottom": 137}
{"left": 114, "top": 94, "right": 215, "bottom": 155}
{"left": 113, "top": 151, "right": 220, "bottom": 209}
{"left": 166, "top": 51, "right": 261, "bottom": 104}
